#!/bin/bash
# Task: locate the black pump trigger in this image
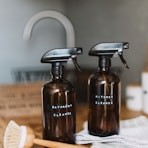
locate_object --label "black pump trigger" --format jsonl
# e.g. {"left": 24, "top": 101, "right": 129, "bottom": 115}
{"left": 119, "top": 54, "right": 129, "bottom": 69}
{"left": 72, "top": 58, "right": 82, "bottom": 72}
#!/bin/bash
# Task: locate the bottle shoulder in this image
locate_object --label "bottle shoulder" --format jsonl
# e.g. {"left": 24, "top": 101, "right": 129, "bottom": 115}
{"left": 89, "top": 71, "right": 120, "bottom": 82}
{"left": 43, "top": 79, "right": 74, "bottom": 91}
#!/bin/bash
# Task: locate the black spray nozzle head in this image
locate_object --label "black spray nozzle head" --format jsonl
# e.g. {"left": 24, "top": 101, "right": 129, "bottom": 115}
{"left": 89, "top": 42, "right": 129, "bottom": 69}
{"left": 41, "top": 47, "right": 83, "bottom": 71}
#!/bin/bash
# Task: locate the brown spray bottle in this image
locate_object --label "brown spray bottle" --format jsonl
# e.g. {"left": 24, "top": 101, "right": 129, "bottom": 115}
{"left": 88, "top": 42, "right": 129, "bottom": 137}
{"left": 41, "top": 48, "right": 82, "bottom": 144}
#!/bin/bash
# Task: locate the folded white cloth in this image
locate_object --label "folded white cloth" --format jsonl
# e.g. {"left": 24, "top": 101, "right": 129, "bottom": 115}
{"left": 76, "top": 116, "right": 148, "bottom": 148}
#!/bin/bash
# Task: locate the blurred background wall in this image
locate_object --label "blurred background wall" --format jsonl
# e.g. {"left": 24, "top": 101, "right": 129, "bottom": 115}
{"left": 65, "top": 0, "right": 148, "bottom": 98}
{"left": 1, "top": 0, "right": 148, "bottom": 99}
{"left": 0, "top": 0, "right": 66, "bottom": 84}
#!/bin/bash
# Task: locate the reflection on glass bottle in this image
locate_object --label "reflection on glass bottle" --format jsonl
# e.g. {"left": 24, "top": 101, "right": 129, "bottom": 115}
{"left": 41, "top": 48, "right": 82, "bottom": 144}
{"left": 42, "top": 64, "right": 76, "bottom": 143}
{"left": 88, "top": 42, "right": 129, "bottom": 137}
{"left": 88, "top": 60, "right": 120, "bottom": 136}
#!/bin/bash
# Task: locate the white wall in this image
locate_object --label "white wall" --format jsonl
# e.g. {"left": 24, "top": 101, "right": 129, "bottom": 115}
{"left": 0, "top": 0, "right": 67, "bottom": 84}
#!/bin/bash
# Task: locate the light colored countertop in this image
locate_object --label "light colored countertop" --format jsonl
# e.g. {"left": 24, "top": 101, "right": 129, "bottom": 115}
{"left": 76, "top": 102, "right": 146, "bottom": 132}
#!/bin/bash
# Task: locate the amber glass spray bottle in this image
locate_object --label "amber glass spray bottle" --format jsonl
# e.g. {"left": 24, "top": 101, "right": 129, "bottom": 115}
{"left": 41, "top": 48, "right": 82, "bottom": 144}
{"left": 88, "top": 42, "right": 129, "bottom": 137}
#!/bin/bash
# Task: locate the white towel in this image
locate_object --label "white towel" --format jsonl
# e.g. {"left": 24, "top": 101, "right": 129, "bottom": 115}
{"left": 76, "top": 116, "right": 148, "bottom": 148}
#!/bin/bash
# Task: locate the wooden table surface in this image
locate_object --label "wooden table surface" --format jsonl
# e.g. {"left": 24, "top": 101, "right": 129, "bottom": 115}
{"left": 1, "top": 82, "right": 146, "bottom": 147}
{"left": 4, "top": 102, "right": 147, "bottom": 134}
{"left": 1, "top": 102, "right": 148, "bottom": 148}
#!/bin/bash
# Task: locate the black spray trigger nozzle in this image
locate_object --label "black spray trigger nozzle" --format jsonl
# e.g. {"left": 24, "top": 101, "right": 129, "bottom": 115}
{"left": 123, "top": 42, "right": 129, "bottom": 50}
{"left": 41, "top": 47, "right": 83, "bottom": 71}
{"left": 89, "top": 42, "right": 129, "bottom": 69}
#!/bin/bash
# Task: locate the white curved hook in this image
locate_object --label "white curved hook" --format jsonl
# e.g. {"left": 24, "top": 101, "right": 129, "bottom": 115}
{"left": 23, "top": 10, "right": 75, "bottom": 47}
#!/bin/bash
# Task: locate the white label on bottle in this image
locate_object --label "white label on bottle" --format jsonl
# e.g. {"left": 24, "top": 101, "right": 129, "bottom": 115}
{"left": 94, "top": 95, "right": 113, "bottom": 105}
{"left": 93, "top": 81, "right": 115, "bottom": 105}
{"left": 52, "top": 112, "right": 72, "bottom": 117}
{"left": 47, "top": 104, "right": 73, "bottom": 118}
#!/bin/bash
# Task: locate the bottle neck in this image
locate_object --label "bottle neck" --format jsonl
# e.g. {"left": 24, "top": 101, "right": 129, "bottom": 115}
{"left": 51, "top": 63, "right": 63, "bottom": 80}
{"left": 99, "top": 66, "right": 110, "bottom": 72}
{"left": 98, "top": 56, "right": 111, "bottom": 72}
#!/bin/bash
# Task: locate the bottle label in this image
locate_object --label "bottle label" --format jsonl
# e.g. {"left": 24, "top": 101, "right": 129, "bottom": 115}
{"left": 94, "top": 95, "right": 113, "bottom": 105}
{"left": 47, "top": 104, "right": 73, "bottom": 118}
{"left": 91, "top": 81, "right": 119, "bottom": 106}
